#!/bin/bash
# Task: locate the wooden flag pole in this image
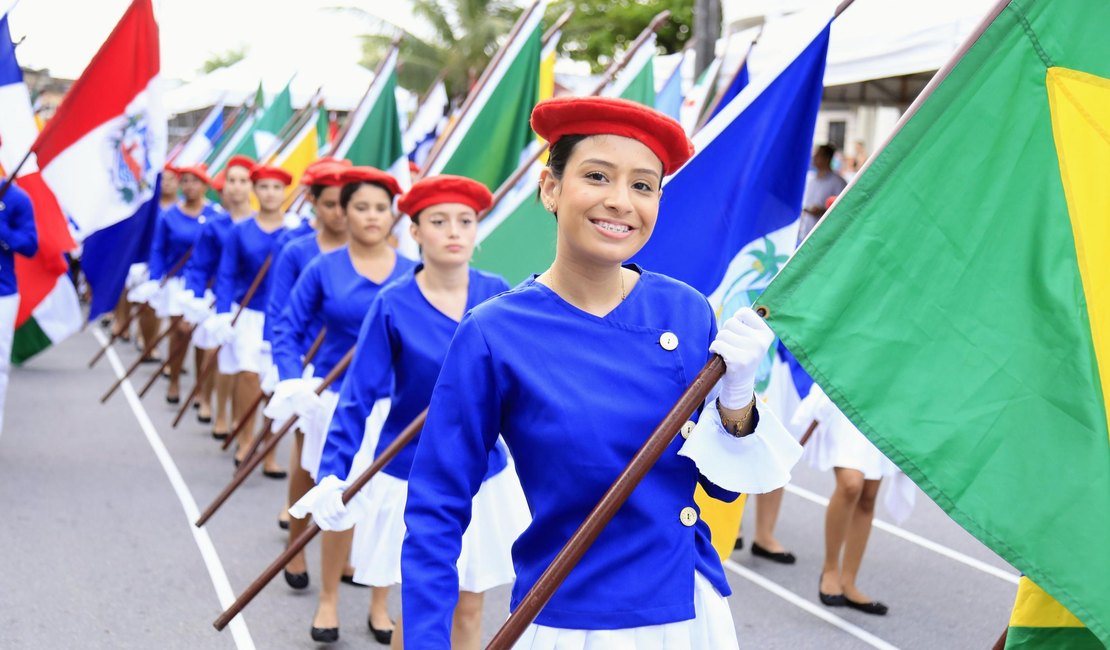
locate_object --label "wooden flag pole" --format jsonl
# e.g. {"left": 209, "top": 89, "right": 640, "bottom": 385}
{"left": 221, "top": 327, "right": 327, "bottom": 452}
{"left": 419, "top": 0, "right": 544, "bottom": 177}
{"left": 0, "top": 148, "right": 33, "bottom": 203}
{"left": 486, "top": 355, "right": 726, "bottom": 648}
{"left": 171, "top": 254, "right": 273, "bottom": 427}
{"left": 89, "top": 247, "right": 194, "bottom": 368}
{"left": 195, "top": 347, "right": 354, "bottom": 527}
{"left": 213, "top": 407, "right": 427, "bottom": 631}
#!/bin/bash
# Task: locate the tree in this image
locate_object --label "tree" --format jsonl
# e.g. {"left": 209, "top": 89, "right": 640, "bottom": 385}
{"left": 200, "top": 47, "right": 247, "bottom": 74}
{"left": 545, "top": 0, "right": 694, "bottom": 73}
{"left": 345, "top": 0, "right": 522, "bottom": 101}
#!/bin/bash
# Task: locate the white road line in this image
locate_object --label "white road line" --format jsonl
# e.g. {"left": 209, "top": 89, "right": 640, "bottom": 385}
{"left": 94, "top": 330, "right": 256, "bottom": 650}
{"left": 724, "top": 560, "right": 901, "bottom": 650}
{"left": 783, "top": 483, "right": 1020, "bottom": 585}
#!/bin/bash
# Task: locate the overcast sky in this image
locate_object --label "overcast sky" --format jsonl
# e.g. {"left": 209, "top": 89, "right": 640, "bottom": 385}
{"left": 5, "top": 0, "right": 429, "bottom": 81}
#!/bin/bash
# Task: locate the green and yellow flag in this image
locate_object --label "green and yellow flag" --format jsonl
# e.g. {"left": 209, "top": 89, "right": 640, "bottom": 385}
{"left": 1005, "top": 577, "right": 1101, "bottom": 648}
{"left": 758, "top": 0, "right": 1110, "bottom": 643}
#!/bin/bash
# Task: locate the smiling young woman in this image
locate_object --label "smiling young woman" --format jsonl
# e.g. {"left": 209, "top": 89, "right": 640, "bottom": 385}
{"left": 398, "top": 97, "right": 804, "bottom": 649}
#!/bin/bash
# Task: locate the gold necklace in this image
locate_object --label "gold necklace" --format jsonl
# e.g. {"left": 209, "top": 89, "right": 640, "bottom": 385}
{"left": 620, "top": 267, "right": 626, "bottom": 301}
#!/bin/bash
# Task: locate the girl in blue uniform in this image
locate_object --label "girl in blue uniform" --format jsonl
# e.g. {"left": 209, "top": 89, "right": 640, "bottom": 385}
{"left": 295, "top": 175, "right": 529, "bottom": 648}
{"left": 132, "top": 164, "right": 220, "bottom": 405}
{"left": 273, "top": 166, "right": 415, "bottom": 643}
{"left": 399, "top": 97, "right": 804, "bottom": 648}
{"left": 207, "top": 164, "right": 290, "bottom": 473}
{"left": 184, "top": 155, "right": 255, "bottom": 435}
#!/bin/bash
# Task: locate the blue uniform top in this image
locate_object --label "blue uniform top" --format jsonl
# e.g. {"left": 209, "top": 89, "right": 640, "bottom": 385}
{"left": 183, "top": 208, "right": 240, "bottom": 297}
{"left": 0, "top": 184, "right": 39, "bottom": 296}
{"left": 278, "top": 216, "right": 314, "bottom": 249}
{"left": 401, "top": 268, "right": 742, "bottom": 643}
{"left": 149, "top": 203, "right": 219, "bottom": 281}
{"left": 214, "top": 218, "right": 286, "bottom": 313}
{"left": 272, "top": 246, "right": 416, "bottom": 383}
{"left": 318, "top": 266, "right": 509, "bottom": 484}
{"left": 264, "top": 233, "right": 322, "bottom": 343}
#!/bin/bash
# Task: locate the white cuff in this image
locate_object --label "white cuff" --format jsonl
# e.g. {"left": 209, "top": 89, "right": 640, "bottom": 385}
{"left": 678, "top": 393, "right": 803, "bottom": 494}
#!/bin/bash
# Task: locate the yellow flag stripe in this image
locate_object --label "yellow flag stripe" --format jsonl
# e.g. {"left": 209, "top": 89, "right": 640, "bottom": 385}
{"left": 1047, "top": 66, "right": 1110, "bottom": 444}
{"left": 1010, "top": 576, "right": 1086, "bottom": 629}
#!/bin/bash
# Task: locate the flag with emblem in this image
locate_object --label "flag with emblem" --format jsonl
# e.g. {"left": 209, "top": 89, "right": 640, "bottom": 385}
{"left": 0, "top": 12, "right": 81, "bottom": 363}
{"left": 758, "top": 0, "right": 1110, "bottom": 643}
{"left": 169, "top": 98, "right": 225, "bottom": 167}
{"left": 31, "top": 0, "right": 165, "bottom": 322}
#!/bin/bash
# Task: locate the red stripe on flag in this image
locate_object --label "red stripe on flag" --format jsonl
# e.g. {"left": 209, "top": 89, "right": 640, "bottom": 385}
{"left": 13, "top": 172, "right": 76, "bottom": 327}
{"left": 32, "top": 0, "right": 159, "bottom": 167}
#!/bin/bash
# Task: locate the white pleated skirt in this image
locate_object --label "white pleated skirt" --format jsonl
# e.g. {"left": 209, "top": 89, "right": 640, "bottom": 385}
{"left": 299, "top": 388, "right": 338, "bottom": 479}
{"left": 151, "top": 276, "right": 189, "bottom": 318}
{"left": 513, "top": 571, "right": 739, "bottom": 650}
{"left": 216, "top": 305, "right": 270, "bottom": 375}
{"left": 351, "top": 464, "right": 529, "bottom": 592}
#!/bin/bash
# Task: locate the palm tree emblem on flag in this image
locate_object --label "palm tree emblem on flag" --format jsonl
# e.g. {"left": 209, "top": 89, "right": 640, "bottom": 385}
{"left": 110, "top": 113, "right": 155, "bottom": 204}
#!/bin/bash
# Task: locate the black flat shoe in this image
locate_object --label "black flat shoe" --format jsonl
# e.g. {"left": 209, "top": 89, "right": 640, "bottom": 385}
{"left": 193, "top": 401, "right": 200, "bottom": 410}
{"left": 234, "top": 457, "right": 242, "bottom": 468}
{"left": 166, "top": 394, "right": 180, "bottom": 404}
{"left": 284, "top": 569, "right": 309, "bottom": 590}
{"left": 278, "top": 517, "right": 289, "bottom": 530}
{"left": 341, "top": 574, "right": 368, "bottom": 587}
{"left": 752, "top": 541, "right": 796, "bottom": 564}
{"left": 139, "top": 356, "right": 161, "bottom": 364}
{"left": 263, "top": 469, "right": 288, "bottom": 480}
{"left": 846, "top": 598, "right": 888, "bottom": 615}
{"left": 212, "top": 431, "right": 228, "bottom": 440}
{"left": 198, "top": 414, "right": 212, "bottom": 424}
{"left": 310, "top": 626, "right": 338, "bottom": 643}
{"left": 368, "top": 619, "right": 394, "bottom": 645}
{"left": 819, "top": 576, "right": 846, "bottom": 607}
{"left": 733, "top": 536, "right": 744, "bottom": 551}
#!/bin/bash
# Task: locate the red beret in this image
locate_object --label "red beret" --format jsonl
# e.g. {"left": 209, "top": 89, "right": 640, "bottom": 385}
{"left": 163, "top": 163, "right": 179, "bottom": 175}
{"left": 397, "top": 175, "right": 492, "bottom": 218}
{"left": 225, "top": 155, "right": 256, "bottom": 172}
{"left": 530, "top": 96, "right": 694, "bottom": 175}
{"left": 210, "top": 169, "right": 226, "bottom": 192}
{"left": 308, "top": 162, "right": 355, "bottom": 188}
{"left": 250, "top": 165, "right": 293, "bottom": 185}
{"left": 175, "top": 163, "right": 210, "bottom": 185}
{"left": 338, "top": 166, "right": 403, "bottom": 198}
{"left": 302, "top": 157, "right": 352, "bottom": 185}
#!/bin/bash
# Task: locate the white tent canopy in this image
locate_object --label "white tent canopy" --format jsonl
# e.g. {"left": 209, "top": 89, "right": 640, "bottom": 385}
{"left": 727, "top": 0, "right": 998, "bottom": 87}
{"left": 164, "top": 53, "right": 375, "bottom": 115}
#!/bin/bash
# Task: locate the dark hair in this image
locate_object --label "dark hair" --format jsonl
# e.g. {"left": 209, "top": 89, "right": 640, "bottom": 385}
{"left": 310, "top": 183, "right": 329, "bottom": 199}
{"left": 817, "top": 143, "right": 837, "bottom": 159}
{"left": 546, "top": 134, "right": 589, "bottom": 181}
{"left": 339, "top": 181, "right": 396, "bottom": 210}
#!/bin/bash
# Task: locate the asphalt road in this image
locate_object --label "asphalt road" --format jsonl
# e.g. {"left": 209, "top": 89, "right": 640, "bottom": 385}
{"left": 0, "top": 329, "right": 1018, "bottom": 649}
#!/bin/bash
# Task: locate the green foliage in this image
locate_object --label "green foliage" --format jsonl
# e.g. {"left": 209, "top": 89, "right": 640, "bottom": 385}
{"left": 344, "top": 0, "right": 522, "bottom": 101}
{"left": 200, "top": 47, "right": 248, "bottom": 74}
{"left": 546, "top": 0, "right": 693, "bottom": 73}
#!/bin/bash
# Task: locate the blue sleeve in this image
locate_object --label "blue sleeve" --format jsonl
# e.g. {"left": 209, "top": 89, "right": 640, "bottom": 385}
{"left": 0, "top": 188, "right": 38, "bottom": 257}
{"left": 266, "top": 243, "right": 299, "bottom": 341}
{"left": 214, "top": 226, "right": 238, "bottom": 314}
{"left": 317, "top": 296, "right": 395, "bottom": 481}
{"left": 183, "top": 223, "right": 214, "bottom": 296}
{"left": 272, "top": 260, "right": 323, "bottom": 381}
{"left": 147, "top": 211, "right": 169, "bottom": 280}
{"left": 401, "top": 315, "right": 499, "bottom": 648}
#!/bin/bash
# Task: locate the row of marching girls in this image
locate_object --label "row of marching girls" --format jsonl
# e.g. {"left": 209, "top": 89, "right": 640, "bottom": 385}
{"left": 264, "top": 168, "right": 531, "bottom": 646}
{"left": 283, "top": 96, "right": 806, "bottom": 649}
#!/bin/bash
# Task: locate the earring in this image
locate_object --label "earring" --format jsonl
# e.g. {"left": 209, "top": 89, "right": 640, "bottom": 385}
{"left": 544, "top": 200, "right": 555, "bottom": 212}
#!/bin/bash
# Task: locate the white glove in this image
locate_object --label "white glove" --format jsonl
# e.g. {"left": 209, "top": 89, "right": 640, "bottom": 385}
{"left": 201, "top": 312, "right": 235, "bottom": 346}
{"left": 263, "top": 377, "right": 323, "bottom": 426}
{"left": 182, "top": 292, "right": 213, "bottom": 325}
{"left": 127, "top": 279, "right": 160, "bottom": 304}
{"left": 126, "top": 263, "right": 149, "bottom": 289}
{"left": 260, "top": 364, "right": 281, "bottom": 395}
{"left": 709, "top": 307, "right": 775, "bottom": 409}
{"left": 289, "top": 475, "right": 358, "bottom": 531}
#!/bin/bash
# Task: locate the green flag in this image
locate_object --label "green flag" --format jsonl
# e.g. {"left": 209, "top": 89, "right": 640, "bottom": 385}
{"left": 758, "top": 0, "right": 1110, "bottom": 643}
{"left": 425, "top": 1, "right": 544, "bottom": 191}
{"left": 225, "top": 80, "right": 294, "bottom": 164}
{"left": 334, "top": 47, "right": 406, "bottom": 176}
{"left": 205, "top": 83, "right": 263, "bottom": 167}
{"left": 610, "top": 34, "right": 656, "bottom": 106}
{"left": 316, "top": 105, "right": 329, "bottom": 151}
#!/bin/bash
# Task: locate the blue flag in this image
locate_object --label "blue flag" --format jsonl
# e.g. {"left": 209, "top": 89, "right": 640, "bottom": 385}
{"left": 632, "top": 13, "right": 830, "bottom": 399}
{"left": 654, "top": 55, "right": 684, "bottom": 121}
{"left": 708, "top": 62, "right": 749, "bottom": 123}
